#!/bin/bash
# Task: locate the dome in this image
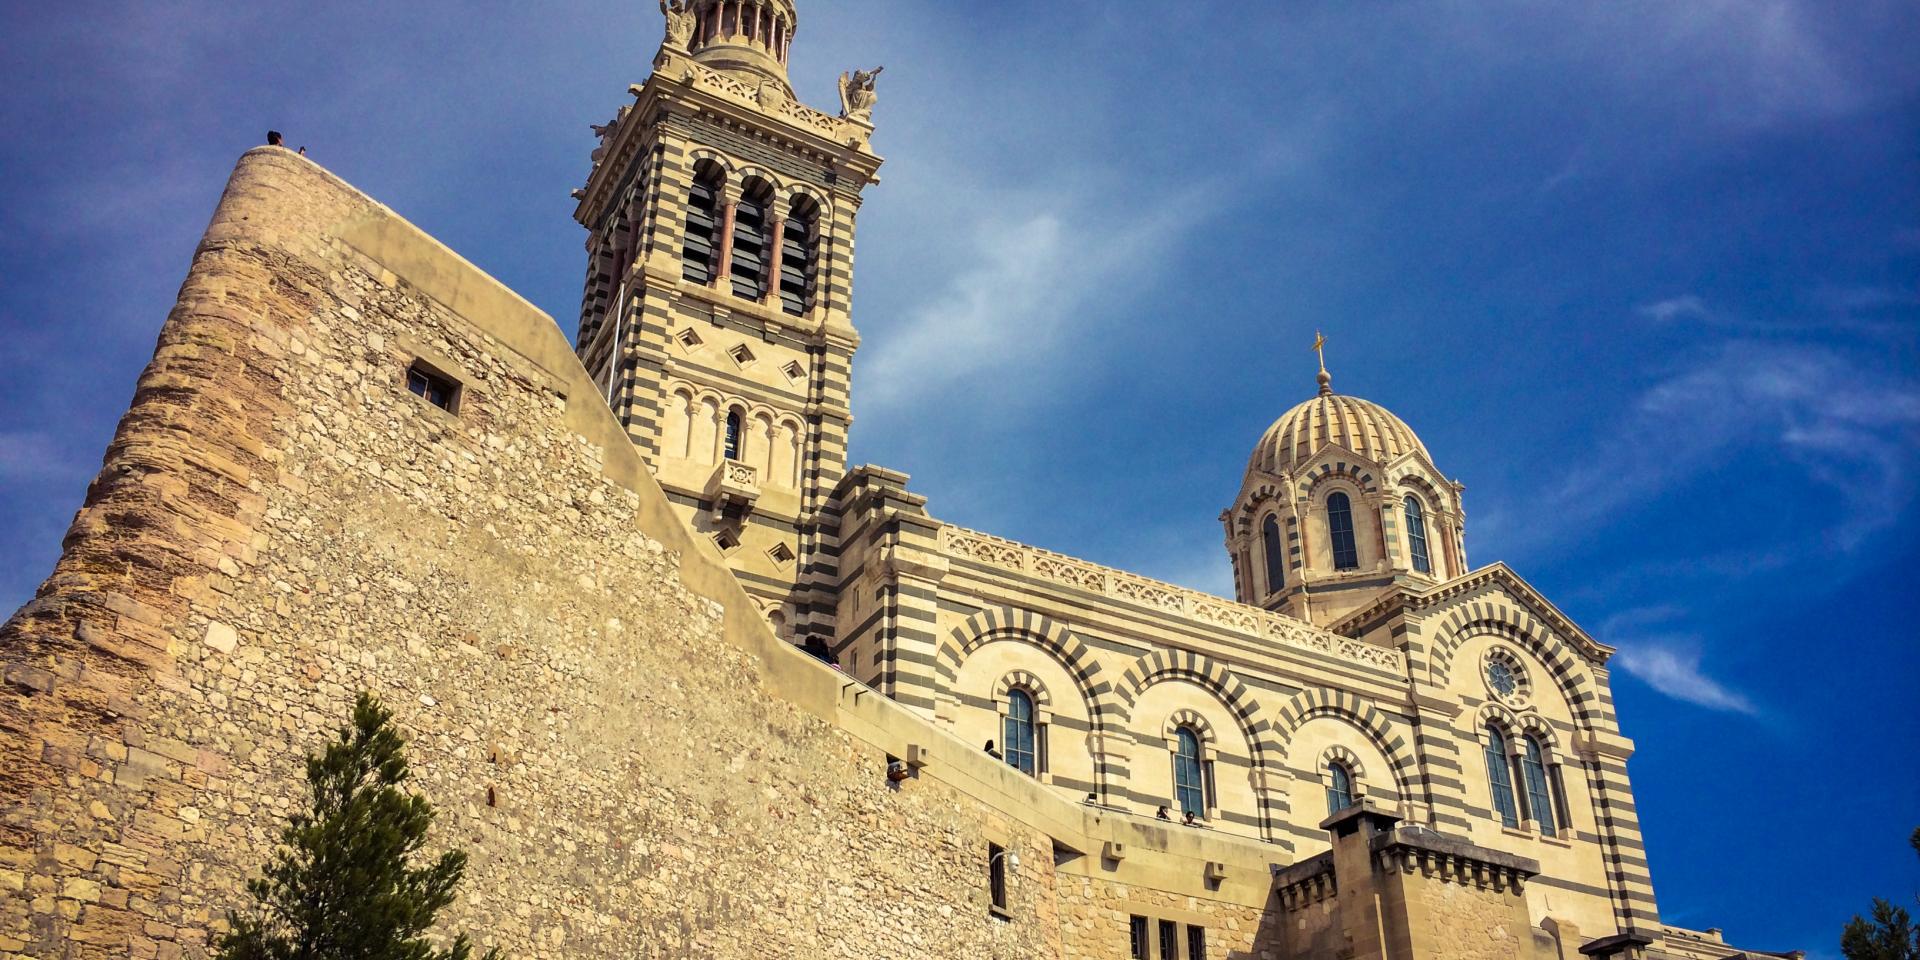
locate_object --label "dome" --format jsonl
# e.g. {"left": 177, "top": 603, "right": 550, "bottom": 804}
{"left": 1246, "top": 371, "right": 1430, "bottom": 476}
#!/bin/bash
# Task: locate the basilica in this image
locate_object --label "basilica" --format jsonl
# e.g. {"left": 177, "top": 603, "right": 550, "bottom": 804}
{"left": 0, "top": 2, "right": 1788, "bottom": 958}
{"left": 573, "top": 1, "right": 1751, "bottom": 956}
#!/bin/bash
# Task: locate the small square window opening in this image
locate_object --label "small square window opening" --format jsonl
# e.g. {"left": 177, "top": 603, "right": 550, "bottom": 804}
{"left": 406, "top": 362, "right": 459, "bottom": 412}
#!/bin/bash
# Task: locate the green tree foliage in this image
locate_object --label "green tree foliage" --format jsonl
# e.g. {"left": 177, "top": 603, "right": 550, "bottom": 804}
{"left": 1842, "top": 828, "right": 1920, "bottom": 960}
{"left": 213, "top": 692, "right": 502, "bottom": 960}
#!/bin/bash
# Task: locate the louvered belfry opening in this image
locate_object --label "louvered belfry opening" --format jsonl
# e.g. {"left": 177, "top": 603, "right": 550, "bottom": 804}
{"left": 730, "top": 179, "right": 774, "bottom": 300}
{"left": 682, "top": 163, "right": 724, "bottom": 284}
{"left": 778, "top": 196, "right": 817, "bottom": 316}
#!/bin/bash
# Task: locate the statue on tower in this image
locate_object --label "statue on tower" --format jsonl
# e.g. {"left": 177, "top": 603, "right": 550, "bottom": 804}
{"left": 837, "top": 66, "right": 884, "bottom": 123}
{"left": 660, "top": 0, "right": 696, "bottom": 50}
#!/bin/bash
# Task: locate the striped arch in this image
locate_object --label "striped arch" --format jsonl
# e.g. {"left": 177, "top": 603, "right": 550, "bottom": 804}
{"left": 1430, "top": 607, "right": 1603, "bottom": 728}
{"left": 1296, "top": 458, "right": 1380, "bottom": 497}
{"left": 1475, "top": 701, "right": 1520, "bottom": 732}
{"left": 1117, "top": 648, "right": 1277, "bottom": 760}
{"left": 1228, "top": 481, "right": 1286, "bottom": 537}
{"left": 1515, "top": 713, "right": 1561, "bottom": 757}
{"left": 783, "top": 183, "right": 831, "bottom": 218}
{"left": 992, "top": 670, "right": 1051, "bottom": 712}
{"left": 1120, "top": 648, "right": 1287, "bottom": 843}
{"left": 1319, "top": 744, "right": 1367, "bottom": 783}
{"left": 1272, "top": 687, "right": 1418, "bottom": 799}
{"left": 1163, "top": 708, "right": 1215, "bottom": 748}
{"left": 685, "top": 148, "right": 734, "bottom": 182}
{"left": 934, "top": 606, "right": 1119, "bottom": 732}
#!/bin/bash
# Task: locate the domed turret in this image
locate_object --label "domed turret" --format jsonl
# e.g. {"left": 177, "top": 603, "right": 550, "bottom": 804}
{"left": 1221, "top": 342, "right": 1467, "bottom": 627}
{"left": 678, "top": 0, "right": 798, "bottom": 95}
{"left": 1247, "top": 375, "right": 1430, "bottom": 478}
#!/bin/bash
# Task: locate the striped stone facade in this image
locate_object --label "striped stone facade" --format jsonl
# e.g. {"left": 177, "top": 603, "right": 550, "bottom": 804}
{"left": 571, "top": 39, "right": 879, "bottom": 625}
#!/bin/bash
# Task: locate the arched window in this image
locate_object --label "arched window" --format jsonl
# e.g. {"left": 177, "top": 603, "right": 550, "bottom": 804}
{"left": 778, "top": 199, "right": 817, "bottom": 316}
{"left": 729, "top": 183, "right": 772, "bottom": 300}
{"left": 1325, "top": 761, "right": 1355, "bottom": 814}
{"left": 1521, "top": 734, "right": 1557, "bottom": 837}
{"left": 1172, "top": 727, "right": 1205, "bottom": 818}
{"left": 1003, "top": 689, "right": 1037, "bottom": 776}
{"left": 724, "top": 410, "right": 742, "bottom": 461}
{"left": 1261, "top": 515, "right": 1286, "bottom": 594}
{"left": 1484, "top": 725, "right": 1520, "bottom": 828}
{"left": 682, "top": 166, "right": 722, "bottom": 283}
{"left": 1403, "top": 496, "right": 1431, "bottom": 574}
{"left": 1327, "top": 492, "right": 1360, "bottom": 570}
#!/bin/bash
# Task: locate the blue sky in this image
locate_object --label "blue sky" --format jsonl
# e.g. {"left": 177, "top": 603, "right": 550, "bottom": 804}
{"left": 2, "top": 0, "right": 1916, "bottom": 951}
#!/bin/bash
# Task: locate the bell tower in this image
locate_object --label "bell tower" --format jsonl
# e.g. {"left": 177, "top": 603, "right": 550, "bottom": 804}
{"left": 571, "top": 0, "right": 884, "bottom": 631}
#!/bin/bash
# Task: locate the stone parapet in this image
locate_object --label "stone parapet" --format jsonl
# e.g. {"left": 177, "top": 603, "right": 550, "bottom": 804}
{"left": 940, "top": 524, "right": 1406, "bottom": 674}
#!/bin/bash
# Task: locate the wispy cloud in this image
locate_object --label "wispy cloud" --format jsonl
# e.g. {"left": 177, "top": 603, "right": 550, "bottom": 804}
{"left": 859, "top": 185, "right": 1214, "bottom": 414}
{"left": 1614, "top": 645, "right": 1758, "bottom": 715}
{"left": 1538, "top": 333, "right": 1920, "bottom": 554}
{"left": 1637, "top": 295, "right": 1711, "bottom": 323}
{"left": 1601, "top": 608, "right": 1759, "bottom": 715}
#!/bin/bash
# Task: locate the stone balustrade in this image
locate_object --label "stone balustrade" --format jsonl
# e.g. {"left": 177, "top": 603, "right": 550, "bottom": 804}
{"left": 938, "top": 525, "right": 1405, "bottom": 674}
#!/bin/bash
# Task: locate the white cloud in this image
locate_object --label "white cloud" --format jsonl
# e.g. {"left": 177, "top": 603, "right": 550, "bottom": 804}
{"left": 1535, "top": 335, "right": 1920, "bottom": 554}
{"left": 1601, "top": 607, "right": 1758, "bottom": 715}
{"left": 1611, "top": 642, "right": 1758, "bottom": 715}
{"left": 1636, "top": 295, "right": 1710, "bottom": 323}
{"left": 858, "top": 186, "right": 1214, "bottom": 414}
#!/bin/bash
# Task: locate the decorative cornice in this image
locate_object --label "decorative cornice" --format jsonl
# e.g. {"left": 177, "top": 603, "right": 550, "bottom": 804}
{"left": 574, "top": 48, "right": 883, "bottom": 228}
{"left": 1370, "top": 826, "right": 1540, "bottom": 895}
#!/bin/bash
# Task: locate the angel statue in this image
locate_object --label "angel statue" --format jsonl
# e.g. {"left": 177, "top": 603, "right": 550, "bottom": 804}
{"left": 837, "top": 66, "right": 884, "bottom": 123}
{"left": 660, "top": 0, "right": 696, "bottom": 50}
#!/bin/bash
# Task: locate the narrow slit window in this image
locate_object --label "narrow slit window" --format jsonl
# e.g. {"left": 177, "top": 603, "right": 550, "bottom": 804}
{"left": 779, "top": 206, "right": 816, "bottom": 316}
{"left": 1485, "top": 725, "right": 1520, "bottom": 828}
{"left": 406, "top": 362, "right": 458, "bottom": 412}
{"left": 1129, "top": 916, "right": 1149, "bottom": 960}
{"left": 682, "top": 171, "right": 721, "bottom": 283}
{"left": 987, "top": 843, "right": 1008, "bottom": 914}
{"left": 1404, "top": 496, "right": 1432, "bottom": 574}
{"left": 724, "top": 410, "right": 742, "bottom": 461}
{"left": 1261, "top": 514, "right": 1286, "bottom": 593}
{"left": 1327, "top": 492, "right": 1360, "bottom": 570}
{"left": 1188, "top": 925, "right": 1207, "bottom": 960}
{"left": 1522, "top": 734, "right": 1557, "bottom": 837}
{"left": 1158, "top": 920, "right": 1177, "bottom": 960}
{"left": 1003, "top": 689, "right": 1037, "bottom": 776}
{"left": 1172, "top": 727, "right": 1205, "bottom": 818}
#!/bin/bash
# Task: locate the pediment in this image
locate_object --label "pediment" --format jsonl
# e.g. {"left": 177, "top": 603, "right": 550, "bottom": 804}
{"left": 1331, "top": 562, "right": 1611, "bottom": 666}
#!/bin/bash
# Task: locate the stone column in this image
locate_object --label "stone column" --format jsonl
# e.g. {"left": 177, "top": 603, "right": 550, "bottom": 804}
{"left": 713, "top": 195, "right": 739, "bottom": 289}
{"left": 763, "top": 215, "right": 785, "bottom": 307}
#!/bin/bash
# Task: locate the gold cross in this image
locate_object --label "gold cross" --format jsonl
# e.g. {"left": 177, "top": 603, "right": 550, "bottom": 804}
{"left": 1311, "top": 331, "right": 1327, "bottom": 374}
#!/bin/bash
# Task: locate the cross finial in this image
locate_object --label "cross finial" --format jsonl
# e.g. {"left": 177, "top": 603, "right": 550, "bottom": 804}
{"left": 1312, "top": 330, "right": 1333, "bottom": 396}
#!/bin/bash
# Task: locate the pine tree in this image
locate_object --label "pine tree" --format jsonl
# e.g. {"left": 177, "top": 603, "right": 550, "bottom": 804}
{"left": 214, "top": 692, "right": 502, "bottom": 960}
{"left": 1841, "top": 827, "right": 1920, "bottom": 960}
